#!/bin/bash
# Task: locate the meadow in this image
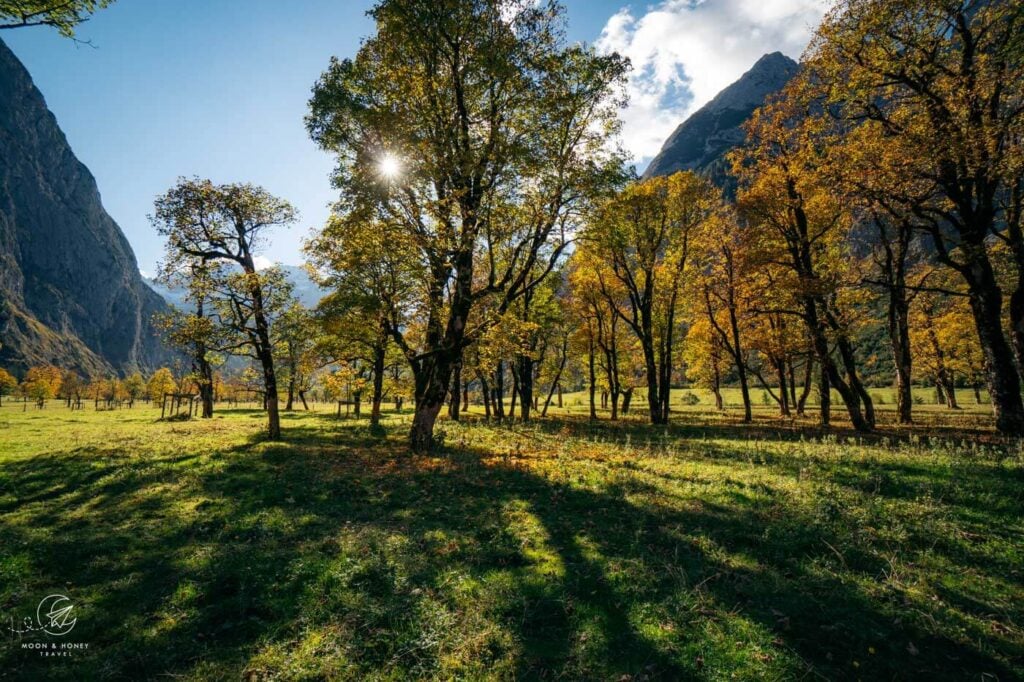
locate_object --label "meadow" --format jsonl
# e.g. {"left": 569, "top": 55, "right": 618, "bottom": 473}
{"left": 0, "top": 395, "right": 1021, "bottom": 680}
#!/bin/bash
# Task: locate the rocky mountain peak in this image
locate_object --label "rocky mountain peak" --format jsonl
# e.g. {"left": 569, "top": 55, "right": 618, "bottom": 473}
{"left": 641, "top": 52, "right": 799, "bottom": 186}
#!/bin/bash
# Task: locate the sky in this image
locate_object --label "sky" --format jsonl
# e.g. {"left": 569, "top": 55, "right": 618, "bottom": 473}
{"left": 2, "top": 0, "right": 827, "bottom": 275}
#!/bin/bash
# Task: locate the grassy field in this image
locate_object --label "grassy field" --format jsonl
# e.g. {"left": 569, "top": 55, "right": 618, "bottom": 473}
{"left": 0, "top": 398, "right": 1021, "bottom": 680}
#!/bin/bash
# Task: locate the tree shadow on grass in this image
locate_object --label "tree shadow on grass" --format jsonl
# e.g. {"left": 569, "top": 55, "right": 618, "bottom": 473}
{"left": 0, "top": 416, "right": 1020, "bottom": 679}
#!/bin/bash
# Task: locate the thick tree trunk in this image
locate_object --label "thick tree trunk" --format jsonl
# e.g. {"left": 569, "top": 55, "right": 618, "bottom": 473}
{"left": 409, "top": 350, "right": 457, "bottom": 450}
{"left": 963, "top": 257, "right": 1024, "bottom": 434}
{"left": 516, "top": 355, "right": 532, "bottom": 422}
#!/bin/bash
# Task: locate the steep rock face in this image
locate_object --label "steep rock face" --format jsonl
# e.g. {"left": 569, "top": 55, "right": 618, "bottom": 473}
{"left": 0, "top": 38, "right": 171, "bottom": 376}
{"left": 642, "top": 52, "right": 799, "bottom": 190}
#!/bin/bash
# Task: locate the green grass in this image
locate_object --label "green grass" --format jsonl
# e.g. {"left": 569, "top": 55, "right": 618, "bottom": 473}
{"left": 0, "top": 399, "right": 1021, "bottom": 680}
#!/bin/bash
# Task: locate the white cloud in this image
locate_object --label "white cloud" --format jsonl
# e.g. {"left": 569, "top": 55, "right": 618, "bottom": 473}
{"left": 139, "top": 268, "right": 150, "bottom": 279}
{"left": 596, "top": 0, "right": 829, "bottom": 164}
{"left": 253, "top": 255, "right": 275, "bottom": 271}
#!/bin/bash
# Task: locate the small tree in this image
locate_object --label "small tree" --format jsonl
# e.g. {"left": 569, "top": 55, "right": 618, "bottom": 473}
{"left": 21, "top": 365, "right": 62, "bottom": 407}
{"left": 147, "top": 368, "right": 176, "bottom": 404}
{"left": 0, "top": 367, "right": 16, "bottom": 407}
{"left": 124, "top": 372, "right": 145, "bottom": 407}
{"left": 152, "top": 178, "right": 297, "bottom": 439}
{"left": 58, "top": 370, "right": 84, "bottom": 408}
{"left": 583, "top": 172, "right": 717, "bottom": 424}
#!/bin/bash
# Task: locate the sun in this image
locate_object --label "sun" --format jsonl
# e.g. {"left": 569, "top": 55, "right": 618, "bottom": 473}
{"left": 378, "top": 154, "right": 401, "bottom": 179}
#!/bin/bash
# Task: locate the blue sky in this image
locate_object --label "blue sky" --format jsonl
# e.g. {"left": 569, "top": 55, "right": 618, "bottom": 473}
{"left": 3, "top": 0, "right": 825, "bottom": 274}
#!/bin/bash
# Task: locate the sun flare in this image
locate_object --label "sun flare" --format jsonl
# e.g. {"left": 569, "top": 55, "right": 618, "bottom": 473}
{"left": 379, "top": 154, "right": 401, "bottom": 179}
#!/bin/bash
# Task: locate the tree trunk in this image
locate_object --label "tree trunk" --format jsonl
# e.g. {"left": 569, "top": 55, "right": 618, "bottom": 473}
{"left": 448, "top": 358, "right": 462, "bottom": 421}
{"left": 541, "top": 338, "right": 568, "bottom": 417}
{"left": 818, "top": 363, "right": 830, "bottom": 427}
{"left": 494, "top": 361, "right": 505, "bottom": 420}
{"left": 964, "top": 257, "right": 1024, "bottom": 433}
{"left": 516, "top": 354, "right": 532, "bottom": 422}
{"left": 776, "top": 357, "right": 790, "bottom": 417}
{"left": 509, "top": 365, "right": 518, "bottom": 421}
{"left": 259, "top": 346, "right": 281, "bottom": 440}
{"left": 787, "top": 358, "right": 797, "bottom": 410}
{"left": 928, "top": 328, "right": 958, "bottom": 410}
{"left": 796, "top": 355, "right": 813, "bottom": 416}
{"left": 194, "top": 298, "right": 215, "bottom": 419}
{"left": 805, "top": 301, "right": 868, "bottom": 431}
{"left": 889, "top": 283, "right": 913, "bottom": 425}
{"left": 641, "top": 341, "right": 664, "bottom": 424}
{"left": 588, "top": 337, "right": 597, "bottom": 421}
{"left": 712, "top": 358, "right": 723, "bottom": 411}
{"left": 477, "top": 371, "right": 492, "bottom": 420}
{"left": 371, "top": 344, "right": 385, "bottom": 426}
{"left": 621, "top": 387, "right": 633, "bottom": 414}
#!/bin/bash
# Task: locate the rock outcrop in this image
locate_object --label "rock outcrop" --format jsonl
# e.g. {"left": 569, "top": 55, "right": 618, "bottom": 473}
{"left": 0, "top": 38, "right": 172, "bottom": 376}
{"left": 642, "top": 52, "right": 799, "bottom": 191}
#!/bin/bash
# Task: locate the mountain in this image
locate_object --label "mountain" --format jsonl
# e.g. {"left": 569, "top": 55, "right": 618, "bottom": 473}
{"left": 144, "top": 264, "right": 325, "bottom": 310}
{"left": 0, "top": 39, "right": 172, "bottom": 377}
{"left": 642, "top": 52, "right": 799, "bottom": 190}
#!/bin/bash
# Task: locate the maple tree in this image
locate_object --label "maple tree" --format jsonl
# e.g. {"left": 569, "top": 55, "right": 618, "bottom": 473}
{"left": 733, "top": 88, "right": 875, "bottom": 431}
{"left": 306, "top": 0, "right": 628, "bottom": 450}
{"left": 583, "top": 171, "right": 716, "bottom": 424}
{"left": 806, "top": 0, "right": 1024, "bottom": 434}
{"left": 152, "top": 178, "right": 297, "bottom": 439}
